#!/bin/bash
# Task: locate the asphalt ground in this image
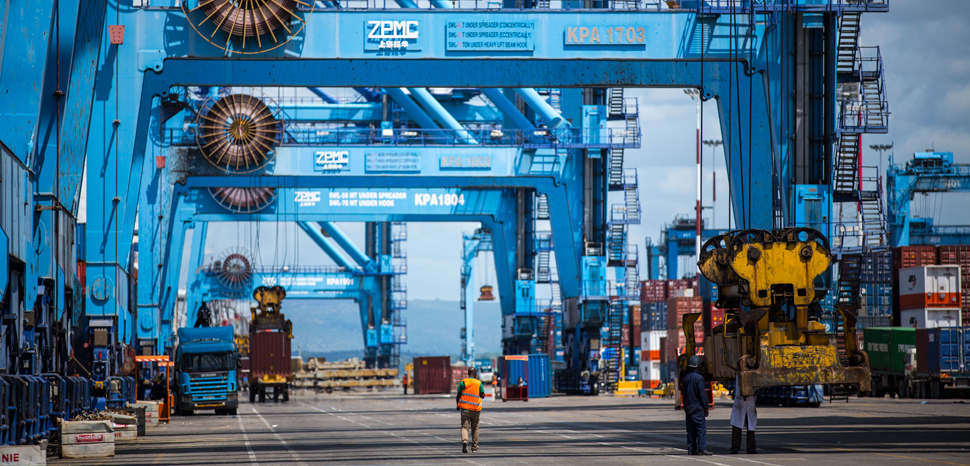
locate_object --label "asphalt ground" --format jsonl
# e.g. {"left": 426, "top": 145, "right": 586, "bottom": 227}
{"left": 55, "top": 390, "right": 970, "bottom": 466}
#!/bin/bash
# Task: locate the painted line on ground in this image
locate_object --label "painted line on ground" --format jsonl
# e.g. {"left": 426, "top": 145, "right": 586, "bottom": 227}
{"left": 236, "top": 413, "right": 259, "bottom": 466}
{"left": 251, "top": 405, "right": 308, "bottom": 466}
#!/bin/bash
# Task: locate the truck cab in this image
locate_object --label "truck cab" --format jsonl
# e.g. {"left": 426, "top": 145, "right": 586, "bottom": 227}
{"left": 175, "top": 326, "right": 239, "bottom": 415}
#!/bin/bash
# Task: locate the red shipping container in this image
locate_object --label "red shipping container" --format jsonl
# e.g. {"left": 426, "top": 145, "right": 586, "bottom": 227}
{"left": 893, "top": 246, "right": 938, "bottom": 272}
{"left": 630, "top": 305, "right": 641, "bottom": 328}
{"left": 413, "top": 356, "right": 452, "bottom": 394}
{"left": 640, "top": 280, "right": 669, "bottom": 303}
{"left": 668, "top": 278, "right": 699, "bottom": 297}
{"left": 450, "top": 366, "right": 467, "bottom": 392}
{"left": 711, "top": 308, "right": 726, "bottom": 328}
{"left": 250, "top": 331, "right": 292, "bottom": 379}
{"left": 666, "top": 297, "right": 704, "bottom": 330}
{"left": 621, "top": 325, "right": 631, "bottom": 347}
{"left": 631, "top": 325, "right": 642, "bottom": 350}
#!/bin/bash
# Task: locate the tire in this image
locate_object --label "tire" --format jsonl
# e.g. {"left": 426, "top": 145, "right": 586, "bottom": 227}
{"left": 258, "top": 389, "right": 266, "bottom": 403}
{"left": 918, "top": 382, "right": 926, "bottom": 399}
{"left": 228, "top": 408, "right": 238, "bottom": 415}
{"left": 249, "top": 387, "right": 256, "bottom": 403}
{"left": 215, "top": 409, "right": 226, "bottom": 415}
{"left": 273, "top": 391, "right": 280, "bottom": 402}
{"left": 282, "top": 390, "right": 289, "bottom": 402}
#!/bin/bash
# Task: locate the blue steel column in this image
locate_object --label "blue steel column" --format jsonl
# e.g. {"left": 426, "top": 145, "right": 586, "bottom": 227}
{"left": 384, "top": 88, "right": 440, "bottom": 130}
{"left": 480, "top": 88, "right": 535, "bottom": 131}
{"left": 297, "top": 222, "right": 354, "bottom": 269}
{"left": 318, "top": 222, "right": 372, "bottom": 268}
{"left": 407, "top": 88, "right": 478, "bottom": 144}
{"left": 85, "top": 4, "right": 153, "bottom": 353}
{"left": 0, "top": 1, "right": 56, "bottom": 161}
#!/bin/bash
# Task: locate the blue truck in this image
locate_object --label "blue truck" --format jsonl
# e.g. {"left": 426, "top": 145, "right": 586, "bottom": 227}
{"left": 175, "top": 326, "right": 239, "bottom": 415}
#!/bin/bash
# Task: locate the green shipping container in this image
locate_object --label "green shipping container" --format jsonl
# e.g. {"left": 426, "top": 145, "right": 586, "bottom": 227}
{"left": 863, "top": 327, "right": 916, "bottom": 373}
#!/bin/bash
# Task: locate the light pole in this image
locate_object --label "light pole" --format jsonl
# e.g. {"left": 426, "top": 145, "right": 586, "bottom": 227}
{"left": 870, "top": 143, "right": 893, "bottom": 178}
{"left": 703, "top": 139, "right": 722, "bottom": 228}
{"left": 685, "top": 89, "right": 701, "bottom": 273}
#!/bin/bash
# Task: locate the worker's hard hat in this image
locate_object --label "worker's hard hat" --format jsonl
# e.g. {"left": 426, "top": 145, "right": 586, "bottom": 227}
{"left": 688, "top": 355, "right": 702, "bottom": 368}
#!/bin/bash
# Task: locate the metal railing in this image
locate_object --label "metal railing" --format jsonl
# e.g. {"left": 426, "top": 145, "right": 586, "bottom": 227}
{"left": 171, "top": 126, "right": 640, "bottom": 149}
{"left": 163, "top": 0, "right": 887, "bottom": 12}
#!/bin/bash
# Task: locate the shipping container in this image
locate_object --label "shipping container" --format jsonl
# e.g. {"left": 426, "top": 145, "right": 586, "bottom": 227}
{"left": 863, "top": 327, "right": 915, "bottom": 373}
{"left": 621, "top": 324, "right": 630, "bottom": 347}
{"left": 413, "top": 356, "right": 451, "bottom": 394}
{"left": 639, "top": 360, "right": 662, "bottom": 387}
{"left": 250, "top": 330, "right": 292, "bottom": 379}
{"left": 899, "top": 266, "right": 961, "bottom": 310}
{"left": 640, "top": 301, "right": 667, "bottom": 331}
{"left": 450, "top": 366, "right": 467, "bottom": 392}
{"left": 630, "top": 305, "right": 641, "bottom": 329}
{"left": 498, "top": 354, "right": 551, "bottom": 398}
{"left": 640, "top": 330, "right": 666, "bottom": 361}
{"left": 861, "top": 251, "right": 893, "bottom": 282}
{"left": 640, "top": 280, "right": 668, "bottom": 303}
{"left": 893, "top": 245, "right": 939, "bottom": 270}
{"left": 666, "top": 297, "right": 703, "bottom": 330}
{"left": 860, "top": 282, "right": 893, "bottom": 317}
{"left": 630, "top": 324, "right": 641, "bottom": 351}
{"left": 901, "top": 308, "right": 962, "bottom": 329}
{"left": 668, "top": 278, "right": 698, "bottom": 297}
{"left": 711, "top": 308, "right": 725, "bottom": 328}
{"left": 919, "top": 327, "right": 965, "bottom": 374}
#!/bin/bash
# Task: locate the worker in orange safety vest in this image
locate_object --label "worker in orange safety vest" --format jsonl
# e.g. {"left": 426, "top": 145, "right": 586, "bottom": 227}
{"left": 402, "top": 372, "right": 409, "bottom": 395}
{"left": 456, "top": 367, "right": 485, "bottom": 453}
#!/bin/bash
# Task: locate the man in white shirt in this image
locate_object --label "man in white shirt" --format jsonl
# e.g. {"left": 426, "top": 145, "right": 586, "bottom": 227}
{"left": 730, "top": 376, "right": 757, "bottom": 454}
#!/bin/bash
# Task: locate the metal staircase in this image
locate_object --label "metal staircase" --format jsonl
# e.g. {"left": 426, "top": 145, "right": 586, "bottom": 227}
{"left": 390, "top": 222, "right": 408, "bottom": 366}
{"left": 836, "top": 12, "right": 861, "bottom": 75}
{"left": 536, "top": 194, "right": 550, "bottom": 220}
{"left": 831, "top": 13, "right": 890, "bottom": 321}
{"left": 536, "top": 232, "right": 553, "bottom": 283}
{"left": 608, "top": 220, "right": 626, "bottom": 267}
{"left": 608, "top": 88, "right": 640, "bottom": 190}
{"left": 603, "top": 299, "right": 625, "bottom": 392}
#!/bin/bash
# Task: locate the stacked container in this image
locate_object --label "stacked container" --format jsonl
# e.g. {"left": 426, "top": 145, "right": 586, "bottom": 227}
{"left": 898, "top": 266, "right": 962, "bottom": 328}
{"left": 638, "top": 329, "right": 667, "bottom": 388}
{"left": 937, "top": 245, "right": 970, "bottom": 325}
{"left": 860, "top": 251, "right": 893, "bottom": 318}
{"left": 666, "top": 296, "right": 704, "bottom": 362}
{"left": 893, "top": 246, "right": 946, "bottom": 326}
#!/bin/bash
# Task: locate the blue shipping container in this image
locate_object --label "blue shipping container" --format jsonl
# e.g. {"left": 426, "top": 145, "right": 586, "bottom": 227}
{"left": 498, "top": 354, "right": 551, "bottom": 398}
{"left": 641, "top": 301, "right": 667, "bottom": 331}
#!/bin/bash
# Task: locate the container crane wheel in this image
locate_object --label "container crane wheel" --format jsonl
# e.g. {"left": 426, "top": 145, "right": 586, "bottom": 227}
{"left": 181, "top": 0, "right": 314, "bottom": 55}
{"left": 196, "top": 92, "right": 283, "bottom": 173}
{"left": 209, "top": 187, "right": 278, "bottom": 213}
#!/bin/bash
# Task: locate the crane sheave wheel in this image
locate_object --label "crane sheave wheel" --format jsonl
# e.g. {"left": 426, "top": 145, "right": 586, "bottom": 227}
{"left": 182, "top": 0, "right": 314, "bottom": 55}
{"left": 209, "top": 187, "right": 278, "bottom": 213}
{"left": 197, "top": 93, "right": 282, "bottom": 173}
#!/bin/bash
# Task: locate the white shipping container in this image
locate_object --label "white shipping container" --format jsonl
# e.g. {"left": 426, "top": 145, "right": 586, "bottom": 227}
{"left": 899, "top": 266, "right": 961, "bottom": 310}
{"left": 639, "top": 360, "right": 662, "bottom": 384}
{"left": 900, "top": 308, "right": 962, "bottom": 329}
{"left": 639, "top": 330, "right": 667, "bottom": 356}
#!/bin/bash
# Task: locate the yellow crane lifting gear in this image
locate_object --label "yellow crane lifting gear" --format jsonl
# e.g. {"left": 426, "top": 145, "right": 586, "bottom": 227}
{"left": 251, "top": 285, "right": 293, "bottom": 337}
{"left": 686, "top": 228, "right": 870, "bottom": 397}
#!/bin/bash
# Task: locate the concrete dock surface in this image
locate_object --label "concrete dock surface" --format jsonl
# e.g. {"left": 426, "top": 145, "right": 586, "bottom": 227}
{"left": 55, "top": 392, "right": 970, "bottom": 465}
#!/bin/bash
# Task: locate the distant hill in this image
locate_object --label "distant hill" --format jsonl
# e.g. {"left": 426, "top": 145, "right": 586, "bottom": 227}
{"left": 283, "top": 298, "right": 502, "bottom": 360}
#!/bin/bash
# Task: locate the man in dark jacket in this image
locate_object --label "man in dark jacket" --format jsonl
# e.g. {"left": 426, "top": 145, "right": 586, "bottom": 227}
{"left": 195, "top": 301, "right": 212, "bottom": 328}
{"left": 682, "top": 355, "right": 712, "bottom": 455}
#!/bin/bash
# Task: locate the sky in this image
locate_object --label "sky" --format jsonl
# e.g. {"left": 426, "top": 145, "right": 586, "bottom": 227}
{"left": 193, "top": 1, "right": 970, "bottom": 305}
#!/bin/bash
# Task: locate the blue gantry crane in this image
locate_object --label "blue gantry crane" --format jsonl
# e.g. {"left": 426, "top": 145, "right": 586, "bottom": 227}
{"left": 887, "top": 151, "right": 970, "bottom": 247}
{"left": 0, "top": 1, "right": 895, "bottom": 435}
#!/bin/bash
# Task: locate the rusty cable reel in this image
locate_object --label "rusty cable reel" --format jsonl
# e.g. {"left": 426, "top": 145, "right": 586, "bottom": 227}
{"left": 182, "top": 0, "right": 313, "bottom": 55}
{"left": 209, "top": 187, "right": 278, "bottom": 213}
{"left": 196, "top": 92, "right": 283, "bottom": 173}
